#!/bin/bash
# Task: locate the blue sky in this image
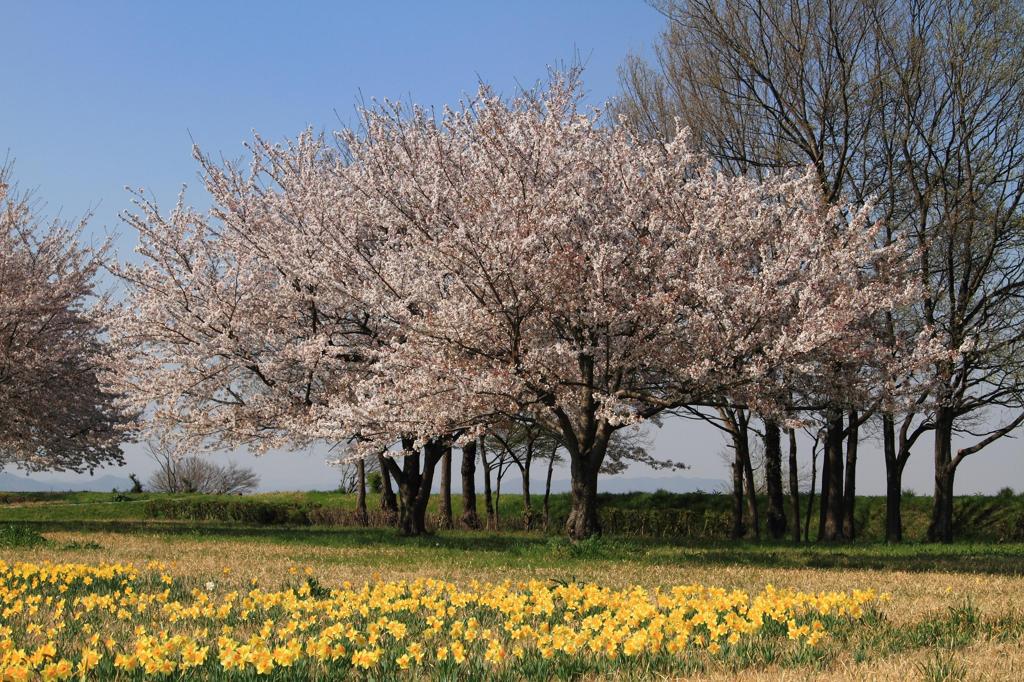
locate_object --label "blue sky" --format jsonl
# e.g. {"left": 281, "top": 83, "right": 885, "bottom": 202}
{"left": 3, "top": 1, "right": 661, "bottom": 254}
{"left": 3, "top": 1, "right": 1021, "bottom": 495}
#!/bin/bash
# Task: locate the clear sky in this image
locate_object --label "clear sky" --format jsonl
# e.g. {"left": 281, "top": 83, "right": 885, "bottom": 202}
{"left": 3, "top": 1, "right": 1021, "bottom": 495}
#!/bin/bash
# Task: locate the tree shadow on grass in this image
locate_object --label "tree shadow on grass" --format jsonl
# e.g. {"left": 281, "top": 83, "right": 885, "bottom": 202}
{"left": 6, "top": 520, "right": 1024, "bottom": 576}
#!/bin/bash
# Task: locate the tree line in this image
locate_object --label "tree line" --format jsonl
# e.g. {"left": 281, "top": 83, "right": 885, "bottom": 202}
{"left": 0, "top": 0, "right": 1021, "bottom": 545}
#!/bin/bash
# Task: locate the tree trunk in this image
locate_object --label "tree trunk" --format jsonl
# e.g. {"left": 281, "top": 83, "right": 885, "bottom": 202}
{"left": 410, "top": 440, "right": 444, "bottom": 536}
{"left": 566, "top": 457, "right": 601, "bottom": 540}
{"left": 395, "top": 440, "right": 421, "bottom": 536}
{"left": 438, "top": 444, "right": 453, "bottom": 529}
{"left": 730, "top": 445, "right": 746, "bottom": 539}
{"left": 494, "top": 463, "right": 502, "bottom": 531}
{"left": 387, "top": 438, "right": 444, "bottom": 536}
{"left": 481, "top": 437, "right": 495, "bottom": 530}
{"left": 738, "top": 417, "right": 760, "bottom": 540}
{"left": 820, "top": 413, "right": 846, "bottom": 541}
{"left": 355, "top": 458, "right": 368, "bottom": 526}
{"left": 842, "top": 409, "right": 859, "bottom": 539}
{"left": 521, "top": 462, "right": 533, "bottom": 530}
{"left": 928, "top": 407, "right": 956, "bottom": 543}
{"left": 543, "top": 446, "right": 556, "bottom": 531}
{"left": 882, "top": 413, "right": 903, "bottom": 543}
{"left": 460, "top": 440, "right": 481, "bottom": 529}
{"left": 804, "top": 440, "right": 817, "bottom": 543}
{"left": 378, "top": 452, "right": 398, "bottom": 514}
{"left": 787, "top": 428, "right": 801, "bottom": 543}
{"left": 565, "top": 434, "right": 609, "bottom": 541}
{"left": 763, "top": 418, "right": 787, "bottom": 540}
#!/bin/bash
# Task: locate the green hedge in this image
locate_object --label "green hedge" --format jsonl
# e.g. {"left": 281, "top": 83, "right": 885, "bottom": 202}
{"left": 139, "top": 492, "right": 1024, "bottom": 542}
{"left": 143, "top": 498, "right": 312, "bottom": 525}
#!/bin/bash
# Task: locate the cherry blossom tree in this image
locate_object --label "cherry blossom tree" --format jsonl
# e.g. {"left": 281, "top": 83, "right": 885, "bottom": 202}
{"left": 0, "top": 164, "right": 127, "bottom": 473}
{"left": 110, "top": 74, "right": 926, "bottom": 540}
{"left": 331, "top": 74, "right": 922, "bottom": 539}
{"left": 105, "top": 133, "right": 378, "bottom": 454}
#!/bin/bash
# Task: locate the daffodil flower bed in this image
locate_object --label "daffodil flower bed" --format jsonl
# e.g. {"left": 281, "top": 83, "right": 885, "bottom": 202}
{"left": 0, "top": 560, "right": 886, "bottom": 680}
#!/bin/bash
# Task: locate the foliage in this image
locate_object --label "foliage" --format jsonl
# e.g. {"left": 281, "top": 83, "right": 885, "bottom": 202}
{"left": 0, "top": 164, "right": 129, "bottom": 474}
{"left": 0, "top": 524, "right": 45, "bottom": 548}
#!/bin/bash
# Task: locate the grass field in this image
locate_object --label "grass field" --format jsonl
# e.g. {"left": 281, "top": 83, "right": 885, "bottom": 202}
{"left": 1, "top": 493, "right": 1023, "bottom": 679}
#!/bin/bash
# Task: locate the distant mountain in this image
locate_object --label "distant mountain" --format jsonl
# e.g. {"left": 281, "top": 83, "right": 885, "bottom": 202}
{"left": 0, "top": 472, "right": 135, "bottom": 493}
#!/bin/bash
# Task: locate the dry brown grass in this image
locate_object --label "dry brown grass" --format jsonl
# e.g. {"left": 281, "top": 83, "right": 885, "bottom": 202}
{"left": 4, "top": 529, "right": 1022, "bottom": 680}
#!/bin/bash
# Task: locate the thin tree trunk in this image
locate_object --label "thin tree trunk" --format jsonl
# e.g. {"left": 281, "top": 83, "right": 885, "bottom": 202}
{"left": 460, "top": 440, "right": 481, "bottom": 529}
{"left": 929, "top": 407, "right": 956, "bottom": 543}
{"left": 817, "top": 425, "right": 830, "bottom": 540}
{"left": 521, "top": 462, "right": 533, "bottom": 530}
{"left": 842, "top": 409, "right": 859, "bottom": 539}
{"left": 494, "top": 463, "right": 502, "bottom": 531}
{"left": 438, "top": 444, "right": 453, "bottom": 529}
{"left": 882, "top": 413, "right": 903, "bottom": 543}
{"left": 763, "top": 418, "right": 787, "bottom": 540}
{"left": 820, "top": 413, "right": 846, "bottom": 541}
{"left": 378, "top": 452, "right": 398, "bottom": 514}
{"left": 731, "top": 445, "right": 746, "bottom": 539}
{"left": 355, "top": 458, "right": 368, "bottom": 526}
{"left": 481, "top": 437, "right": 495, "bottom": 530}
{"left": 805, "top": 438, "right": 817, "bottom": 543}
{"left": 720, "top": 407, "right": 749, "bottom": 539}
{"left": 787, "top": 428, "right": 801, "bottom": 543}
{"left": 737, "top": 412, "right": 760, "bottom": 540}
{"left": 543, "top": 445, "right": 556, "bottom": 531}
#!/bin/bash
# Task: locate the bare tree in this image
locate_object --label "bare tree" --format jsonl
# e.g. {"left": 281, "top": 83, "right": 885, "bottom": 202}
{"left": 619, "top": 0, "right": 1024, "bottom": 543}
{"left": 146, "top": 442, "right": 259, "bottom": 494}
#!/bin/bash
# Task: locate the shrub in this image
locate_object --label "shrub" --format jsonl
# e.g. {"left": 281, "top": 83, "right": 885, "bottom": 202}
{"left": 143, "top": 498, "right": 312, "bottom": 525}
{"left": 0, "top": 524, "right": 46, "bottom": 548}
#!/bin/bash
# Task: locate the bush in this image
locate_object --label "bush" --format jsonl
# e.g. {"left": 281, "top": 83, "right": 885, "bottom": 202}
{"left": 0, "top": 525, "right": 46, "bottom": 548}
{"left": 143, "top": 498, "right": 312, "bottom": 525}
{"left": 368, "top": 471, "right": 383, "bottom": 495}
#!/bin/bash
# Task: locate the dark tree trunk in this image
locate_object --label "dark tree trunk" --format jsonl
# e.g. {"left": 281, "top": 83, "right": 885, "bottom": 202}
{"left": 460, "top": 440, "right": 481, "bottom": 529}
{"left": 481, "top": 437, "right": 495, "bottom": 530}
{"left": 565, "top": 432, "right": 609, "bottom": 541}
{"left": 543, "top": 446, "right": 556, "bottom": 531}
{"left": 385, "top": 438, "right": 444, "bottom": 536}
{"left": 521, "top": 461, "right": 533, "bottom": 530}
{"left": 494, "top": 463, "right": 502, "bottom": 531}
{"left": 566, "top": 455, "right": 601, "bottom": 540}
{"left": 787, "top": 428, "right": 801, "bottom": 543}
{"left": 410, "top": 440, "right": 444, "bottom": 536}
{"left": 739, "top": 424, "right": 760, "bottom": 541}
{"left": 378, "top": 452, "right": 398, "bottom": 514}
{"left": 355, "top": 458, "right": 368, "bottom": 526}
{"left": 820, "top": 413, "right": 846, "bottom": 541}
{"left": 804, "top": 440, "right": 817, "bottom": 543}
{"left": 763, "top": 419, "right": 787, "bottom": 540}
{"left": 438, "top": 444, "right": 453, "bottom": 529}
{"left": 882, "top": 413, "right": 903, "bottom": 543}
{"left": 842, "top": 410, "right": 859, "bottom": 539}
{"left": 731, "top": 445, "right": 746, "bottom": 539}
{"left": 395, "top": 439, "right": 421, "bottom": 536}
{"left": 723, "top": 408, "right": 757, "bottom": 539}
{"left": 928, "top": 407, "right": 956, "bottom": 543}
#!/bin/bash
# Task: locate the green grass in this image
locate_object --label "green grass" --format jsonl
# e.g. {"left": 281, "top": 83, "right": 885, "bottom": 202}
{"left": 4, "top": 488, "right": 1024, "bottom": 543}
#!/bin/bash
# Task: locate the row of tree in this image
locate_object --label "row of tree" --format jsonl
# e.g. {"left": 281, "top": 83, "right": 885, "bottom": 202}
{"left": 1, "top": 0, "right": 1021, "bottom": 545}
{"left": 618, "top": 0, "right": 1024, "bottom": 542}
